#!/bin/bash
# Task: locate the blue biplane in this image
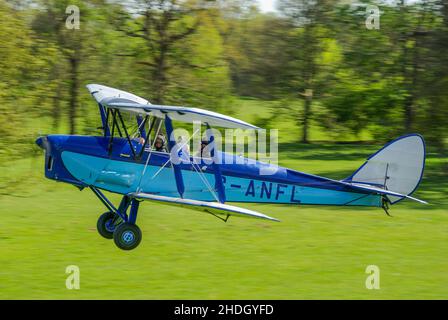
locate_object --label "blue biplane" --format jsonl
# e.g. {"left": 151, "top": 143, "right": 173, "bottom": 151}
{"left": 36, "top": 84, "right": 427, "bottom": 250}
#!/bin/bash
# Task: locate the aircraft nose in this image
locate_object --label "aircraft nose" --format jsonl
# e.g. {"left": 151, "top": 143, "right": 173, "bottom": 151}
{"left": 35, "top": 136, "right": 48, "bottom": 150}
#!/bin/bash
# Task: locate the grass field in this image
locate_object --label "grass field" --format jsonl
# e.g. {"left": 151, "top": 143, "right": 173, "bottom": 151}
{"left": 0, "top": 138, "right": 447, "bottom": 299}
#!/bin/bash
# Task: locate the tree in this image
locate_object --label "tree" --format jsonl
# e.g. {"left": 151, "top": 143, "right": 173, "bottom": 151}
{"left": 278, "top": 0, "right": 333, "bottom": 143}
{"left": 417, "top": 0, "right": 448, "bottom": 151}
{"left": 0, "top": 0, "right": 47, "bottom": 157}
{"left": 31, "top": 0, "right": 90, "bottom": 134}
{"left": 320, "top": 3, "right": 403, "bottom": 139}
{"left": 117, "top": 0, "right": 203, "bottom": 104}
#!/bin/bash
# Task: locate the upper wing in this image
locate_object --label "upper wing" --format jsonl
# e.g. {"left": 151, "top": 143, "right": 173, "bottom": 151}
{"left": 87, "top": 84, "right": 259, "bottom": 130}
{"left": 129, "top": 192, "right": 280, "bottom": 222}
{"left": 105, "top": 102, "right": 259, "bottom": 130}
{"left": 87, "top": 84, "right": 149, "bottom": 105}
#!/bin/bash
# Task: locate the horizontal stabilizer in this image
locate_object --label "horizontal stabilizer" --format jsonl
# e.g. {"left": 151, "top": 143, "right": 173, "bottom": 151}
{"left": 341, "top": 182, "right": 428, "bottom": 204}
{"left": 129, "top": 193, "right": 280, "bottom": 222}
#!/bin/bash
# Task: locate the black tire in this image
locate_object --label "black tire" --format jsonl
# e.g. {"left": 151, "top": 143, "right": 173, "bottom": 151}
{"left": 113, "top": 223, "right": 142, "bottom": 250}
{"left": 97, "top": 212, "right": 118, "bottom": 239}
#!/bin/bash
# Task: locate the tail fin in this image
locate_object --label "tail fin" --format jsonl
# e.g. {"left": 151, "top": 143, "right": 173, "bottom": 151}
{"left": 344, "top": 134, "right": 426, "bottom": 204}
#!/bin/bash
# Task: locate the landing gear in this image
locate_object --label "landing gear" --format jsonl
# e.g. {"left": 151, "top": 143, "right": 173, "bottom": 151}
{"left": 382, "top": 197, "right": 392, "bottom": 217}
{"left": 90, "top": 187, "right": 143, "bottom": 250}
{"left": 97, "top": 212, "right": 120, "bottom": 239}
{"left": 113, "top": 223, "right": 142, "bottom": 250}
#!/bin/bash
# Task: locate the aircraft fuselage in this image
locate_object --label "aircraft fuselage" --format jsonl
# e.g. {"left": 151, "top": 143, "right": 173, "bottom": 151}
{"left": 36, "top": 134, "right": 381, "bottom": 207}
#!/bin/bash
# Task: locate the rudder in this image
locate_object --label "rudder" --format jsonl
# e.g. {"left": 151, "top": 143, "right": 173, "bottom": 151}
{"left": 344, "top": 134, "right": 426, "bottom": 204}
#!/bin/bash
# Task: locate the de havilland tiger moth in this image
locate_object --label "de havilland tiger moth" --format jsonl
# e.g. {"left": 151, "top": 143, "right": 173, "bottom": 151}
{"left": 35, "top": 84, "right": 427, "bottom": 250}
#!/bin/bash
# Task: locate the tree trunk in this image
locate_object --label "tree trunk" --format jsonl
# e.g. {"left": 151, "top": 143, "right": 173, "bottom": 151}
{"left": 404, "top": 97, "right": 414, "bottom": 132}
{"left": 404, "top": 35, "right": 420, "bottom": 132}
{"left": 68, "top": 56, "right": 79, "bottom": 135}
{"left": 300, "top": 21, "right": 315, "bottom": 144}
{"left": 52, "top": 82, "right": 62, "bottom": 130}
{"left": 399, "top": 0, "right": 419, "bottom": 132}
{"left": 153, "top": 43, "right": 167, "bottom": 104}
{"left": 302, "top": 89, "right": 312, "bottom": 144}
{"left": 444, "top": 0, "right": 448, "bottom": 27}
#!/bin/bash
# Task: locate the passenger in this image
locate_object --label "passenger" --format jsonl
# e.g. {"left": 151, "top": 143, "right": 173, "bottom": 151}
{"left": 175, "top": 136, "right": 190, "bottom": 163}
{"left": 197, "top": 138, "right": 211, "bottom": 158}
{"left": 154, "top": 134, "right": 167, "bottom": 152}
{"left": 178, "top": 136, "right": 190, "bottom": 154}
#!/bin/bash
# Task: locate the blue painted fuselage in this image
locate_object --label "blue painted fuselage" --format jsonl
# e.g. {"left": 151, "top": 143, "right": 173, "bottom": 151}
{"left": 37, "top": 135, "right": 381, "bottom": 207}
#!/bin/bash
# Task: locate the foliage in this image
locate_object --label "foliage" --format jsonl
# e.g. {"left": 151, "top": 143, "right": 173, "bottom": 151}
{"left": 0, "top": 0, "right": 447, "bottom": 156}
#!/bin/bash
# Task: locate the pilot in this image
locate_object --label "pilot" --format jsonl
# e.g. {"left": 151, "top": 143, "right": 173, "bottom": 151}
{"left": 154, "top": 134, "right": 167, "bottom": 152}
{"left": 197, "top": 138, "right": 211, "bottom": 158}
{"left": 132, "top": 136, "right": 146, "bottom": 154}
{"left": 176, "top": 136, "right": 190, "bottom": 162}
{"left": 177, "top": 136, "right": 190, "bottom": 154}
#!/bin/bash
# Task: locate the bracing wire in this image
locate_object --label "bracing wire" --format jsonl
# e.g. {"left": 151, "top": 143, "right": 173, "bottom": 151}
{"left": 136, "top": 117, "right": 162, "bottom": 192}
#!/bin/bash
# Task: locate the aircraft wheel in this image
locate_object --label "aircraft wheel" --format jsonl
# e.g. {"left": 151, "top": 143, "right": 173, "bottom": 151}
{"left": 113, "top": 223, "right": 142, "bottom": 250}
{"left": 97, "top": 212, "right": 118, "bottom": 239}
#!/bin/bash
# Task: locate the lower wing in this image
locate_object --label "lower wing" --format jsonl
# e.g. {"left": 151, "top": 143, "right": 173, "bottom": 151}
{"left": 128, "top": 192, "right": 280, "bottom": 222}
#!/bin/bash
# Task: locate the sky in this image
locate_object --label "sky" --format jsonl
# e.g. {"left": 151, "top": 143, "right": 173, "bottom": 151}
{"left": 258, "top": 0, "right": 276, "bottom": 12}
{"left": 256, "top": 0, "right": 420, "bottom": 12}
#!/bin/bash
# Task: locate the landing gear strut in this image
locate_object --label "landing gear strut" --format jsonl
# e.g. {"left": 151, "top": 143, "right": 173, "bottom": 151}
{"left": 91, "top": 187, "right": 143, "bottom": 250}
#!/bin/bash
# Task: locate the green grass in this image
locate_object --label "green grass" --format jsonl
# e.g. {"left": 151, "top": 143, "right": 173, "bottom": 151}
{"left": 0, "top": 142, "right": 447, "bottom": 299}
